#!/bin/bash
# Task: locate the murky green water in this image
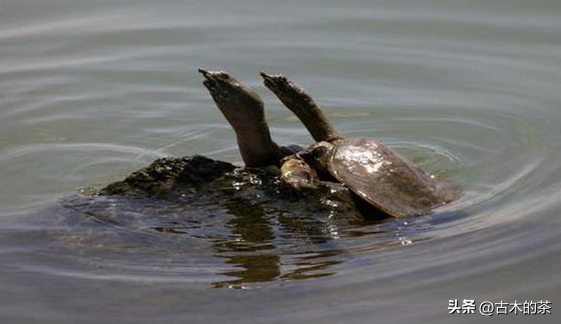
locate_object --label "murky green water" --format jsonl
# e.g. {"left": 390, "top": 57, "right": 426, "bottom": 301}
{"left": 1, "top": 0, "right": 561, "bottom": 323}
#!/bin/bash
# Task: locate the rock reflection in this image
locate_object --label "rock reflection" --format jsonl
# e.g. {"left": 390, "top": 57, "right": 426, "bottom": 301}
{"left": 213, "top": 255, "right": 281, "bottom": 288}
{"left": 54, "top": 156, "right": 414, "bottom": 289}
{"left": 280, "top": 250, "right": 343, "bottom": 281}
{"left": 212, "top": 198, "right": 344, "bottom": 288}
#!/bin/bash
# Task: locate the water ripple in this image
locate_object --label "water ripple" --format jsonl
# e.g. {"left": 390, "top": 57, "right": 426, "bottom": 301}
{"left": 1, "top": 0, "right": 561, "bottom": 321}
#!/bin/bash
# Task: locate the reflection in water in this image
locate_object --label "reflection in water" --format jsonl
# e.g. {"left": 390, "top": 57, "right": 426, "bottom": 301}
{"left": 2, "top": 0, "right": 561, "bottom": 321}
{"left": 213, "top": 199, "right": 280, "bottom": 288}
{"left": 214, "top": 255, "right": 281, "bottom": 289}
{"left": 221, "top": 199, "right": 276, "bottom": 250}
{"left": 55, "top": 189, "right": 356, "bottom": 289}
{"left": 280, "top": 250, "right": 343, "bottom": 281}
{"left": 212, "top": 199, "right": 344, "bottom": 288}
{"left": 54, "top": 167, "right": 450, "bottom": 290}
{"left": 55, "top": 186, "right": 441, "bottom": 289}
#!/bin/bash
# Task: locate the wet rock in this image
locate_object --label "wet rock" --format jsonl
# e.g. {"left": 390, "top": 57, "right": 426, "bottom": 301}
{"left": 97, "top": 155, "right": 366, "bottom": 221}
{"left": 100, "top": 155, "right": 236, "bottom": 196}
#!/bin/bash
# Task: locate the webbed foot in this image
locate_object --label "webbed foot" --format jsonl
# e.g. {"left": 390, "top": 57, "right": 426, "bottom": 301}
{"left": 199, "top": 69, "right": 283, "bottom": 167}
{"left": 260, "top": 72, "right": 343, "bottom": 143}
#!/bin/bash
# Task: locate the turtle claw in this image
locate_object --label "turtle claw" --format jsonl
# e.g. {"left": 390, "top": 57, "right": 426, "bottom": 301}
{"left": 199, "top": 68, "right": 218, "bottom": 91}
{"left": 198, "top": 68, "right": 225, "bottom": 78}
{"left": 198, "top": 68, "right": 210, "bottom": 76}
{"left": 198, "top": 69, "right": 233, "bottom": 86}
{"left": 199, "top": 69, "right": 239, "bottom": 103}
{"left": 260, "top": 71, "right": 289, "bottom": 92}
{"left": 199, "top": 69, "right": 284, "bottom": 168}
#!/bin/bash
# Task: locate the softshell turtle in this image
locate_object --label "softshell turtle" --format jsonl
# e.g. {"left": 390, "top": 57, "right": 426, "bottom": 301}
{"left": 261, "top": 72, "right": 459, "bottom": 218}
{"left": 94, "top": 68, "right": 367, "bottom": 237}
{"left": 102, "top": 69, "right": 457, "bottom": 220}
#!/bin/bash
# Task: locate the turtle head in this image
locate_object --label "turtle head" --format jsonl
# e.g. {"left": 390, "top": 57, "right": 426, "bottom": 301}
{"left": 301, "top": 141, "right": 334, "bottom": 178}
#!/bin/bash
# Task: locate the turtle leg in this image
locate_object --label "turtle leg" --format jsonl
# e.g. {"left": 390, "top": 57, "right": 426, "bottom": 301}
{"left": 199, "top": 69, "right": 285, "bottom": 167}
{"left": 279, "top": 154, "right": 318, "bottom": 196}
{"left": 261, "top": 72, "right": 343, "bottom": 143}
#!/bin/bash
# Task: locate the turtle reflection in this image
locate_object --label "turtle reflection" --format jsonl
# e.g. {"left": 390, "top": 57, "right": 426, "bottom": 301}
{"left": 52, "top": 69, "right": 460, "bottom": 288}
{"left": 211, "top": 198, "right": 345, "bottom": 288}
{"left": 58, "top": 157, "right": 356, "bottom": 288}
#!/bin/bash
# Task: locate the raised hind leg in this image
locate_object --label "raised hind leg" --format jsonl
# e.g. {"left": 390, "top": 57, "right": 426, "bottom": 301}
{"left": 261, "top": 72, "right": 343, "bottom": 143}
{"left": 199, "top": 69, "right": 284, "bottom": 167}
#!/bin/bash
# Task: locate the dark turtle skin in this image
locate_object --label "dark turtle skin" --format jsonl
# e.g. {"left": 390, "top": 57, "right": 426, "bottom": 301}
{"left": 198, "top": 69, "right": 292, "bottom": 167}
{"left": 86, "top": 69, "right": 457, "bottom": 223}
{"left": 261, "top": 72, "right": 460, "bottom": 218}
{"left": 47, "top": 69, "right": 462, "bottom": 286}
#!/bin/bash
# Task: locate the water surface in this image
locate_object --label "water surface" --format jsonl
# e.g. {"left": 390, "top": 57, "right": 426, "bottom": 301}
{"left": 1, "top": 0, "right": 560, "bottom": 323}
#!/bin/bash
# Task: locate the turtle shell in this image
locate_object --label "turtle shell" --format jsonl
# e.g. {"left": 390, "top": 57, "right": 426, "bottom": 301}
{"left": 327, "top": 137, "right": 449, "bottom": 217}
